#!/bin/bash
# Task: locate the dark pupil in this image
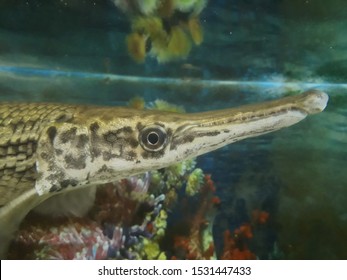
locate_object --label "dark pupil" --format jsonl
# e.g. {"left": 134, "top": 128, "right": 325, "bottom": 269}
{"left": 147, "top": 132, "right": 159, "bottom": 145}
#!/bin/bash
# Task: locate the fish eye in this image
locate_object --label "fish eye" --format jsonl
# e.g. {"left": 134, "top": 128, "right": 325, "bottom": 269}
{"left": 140, "top": 125, "right": 167, "bottom": 152}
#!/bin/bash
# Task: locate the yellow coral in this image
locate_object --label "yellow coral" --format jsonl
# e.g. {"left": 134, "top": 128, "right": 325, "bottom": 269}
{"left": 174, "top": 0, "right": 207, "bottom": 14}
{"left": 157, "top": 0, "right": 175, "bottom": 18}
{"left": 130, "top": 16, "right": 169, "bottom": 62}
{"left": 174, "top": 0, "right": 197, "bottom": 12}
{"left": 157, "top": 251, "right": 166, "bottom": 260}
{"left": 142, "top": 238, "right": 166, "bottom": 259}
{"left": 167, "top": 26, "right": 192, "bottom": 57}
{"left": 122, "top": 0, "right": 207, "bottom": 63}
{"left": 155, "top": 210, "right": 167, "bottom": 231}
{"left": 192, "top": 0, "right": 208, "bottom": 15}
{"left": 126, "top": 32, "right": 146, "bottom": 63}
{"left": 128, "top": 96, "right": 145, "bottom": 110}
{"left": 188, "top": 17, "right": 203, "bottom": 45}
{"left": 152, "top": 99, "right": 186, "bottom": 113}
{"left": 151, "top": 25, "right": 193, "bottom": 63}
{"left": 164, "top": 187, "right": 178, "bottom": 208}
{"left": 186, "top": 168, "right": 204, "bottom": 196}
{"left": 137, "top": 0, "right": 159, "bottom": 15}
{"left": 132, "top": 17, "right": 163, "bottom": 37}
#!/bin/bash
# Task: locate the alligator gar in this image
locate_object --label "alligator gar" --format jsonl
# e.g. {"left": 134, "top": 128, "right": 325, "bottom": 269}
{"left": 0, "top": 89, "right": 328, "bottom": 258}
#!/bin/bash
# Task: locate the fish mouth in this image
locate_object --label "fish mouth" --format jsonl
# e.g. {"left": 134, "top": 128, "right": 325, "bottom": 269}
{"left": 170, "top": 89, "right": 329, "bottom": 157}
{"left": 291, "top": 89, "right": 329, "bottom": 115}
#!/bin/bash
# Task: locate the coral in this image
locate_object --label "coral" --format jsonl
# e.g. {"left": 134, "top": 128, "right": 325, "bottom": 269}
{"left": 111, "top": 0, "right": 131, "bottom": 13}
{"left": 252, "top": 209, "right": 270, "bottom": 225}
{"left": 149, "top": 158, "right": 200, "bottom": 209}
{"left": 174, "top": 0, "right": 198, "bottom": 12}
{"left": 152, "top": 209, "right": 168, "bottom": 239}
{"left": 170, "top": 175, "right": 219, "bottom": 260}
{"left": 166, "top": 26, "right": 192, "bottom": 59}
{"left": 140, "top": 238, "right": 167, "bottom": 259}
{"left": 126, "top": 33, "right": 147, "bottom": 63}
{"left": 219, "top": 210, "right": 270, "bottom": 260}
{"left": 117, "top": 0, "right": 207, "bottom": 62}
{"left": 9, "top": 155, "right": 221, "bottom": 260}
{"left": 10, "top": 219, "right": 126, "bottom": 260}
{"left": 128, "top": 96, "right": 146, "bottom": 110}
{"left": 137, "top": 0, "right": 159, "bottom": 15}
{"left": 112, "top": 0, "right": 207, "bottom": 16}
{"left": 220, "top": 226, "right": 256, "bottom": 260}
{"left": 131, "top": 17, "right": 164, "bottom": 36}
{"left": 188, "top": 17, "right": 203, "bottom": 45}
{"left": 175, "top": 0, "right": 208, "bottom": 14}
{"left": 185, "top": 168, "right": 204, "bottom": 196}
{"left": 150, "top": 99, "right": 186, "bottom": 113}
{"left": 150, "top": 158, "right": 197, "bottom": 193}
{"left": 157, "top": 0, "right": 175, "bottom": 18}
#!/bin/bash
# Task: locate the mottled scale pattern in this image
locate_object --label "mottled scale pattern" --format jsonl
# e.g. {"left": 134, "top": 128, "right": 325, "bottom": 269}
{"left": 0, "top": 103, "right": 77, "bottom": 206}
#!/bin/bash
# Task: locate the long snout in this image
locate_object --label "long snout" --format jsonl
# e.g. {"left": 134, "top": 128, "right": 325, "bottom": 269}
{"left": 170, "top": 90, "right": 328, "bottom": 158}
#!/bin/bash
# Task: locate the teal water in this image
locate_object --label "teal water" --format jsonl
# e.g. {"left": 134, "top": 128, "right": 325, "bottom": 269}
{"left": 0, "top": 0, "right": 346, "bottom": 259}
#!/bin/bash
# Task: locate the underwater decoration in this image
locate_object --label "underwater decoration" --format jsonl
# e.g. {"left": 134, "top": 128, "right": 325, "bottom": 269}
{"left": 112, "top": 0, "right": 207, "bottom": 62}
{"left": 8, "top": 163, "right": 216, "bottom": 260}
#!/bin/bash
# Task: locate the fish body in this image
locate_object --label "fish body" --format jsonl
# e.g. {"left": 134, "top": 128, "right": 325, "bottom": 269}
{"left": 0, "top": 90, "right": 328, "bottom": 258}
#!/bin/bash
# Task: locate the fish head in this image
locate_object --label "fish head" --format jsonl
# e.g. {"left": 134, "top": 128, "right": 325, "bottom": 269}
{"left": 35, "top": 90, "right": 328, "bottom": 195}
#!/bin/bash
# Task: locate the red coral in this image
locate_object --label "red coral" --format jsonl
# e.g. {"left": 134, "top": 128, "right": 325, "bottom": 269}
{"left": 234, "top": 224, "right": 253, "bottom": 239}
{"left": 211, "top": 196, "right": 221, "bottom": 205}
{"left": 220, "top": 227, "right": 256, "bottom": 260}
{"left": 204, "top": 174, "right": 216, "bottom": 192}
{"left": 252, "top": 210, "right": 270, "bottom": 225}
{"left": 220, "top": 208, "right": 270, "bottom": 260}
